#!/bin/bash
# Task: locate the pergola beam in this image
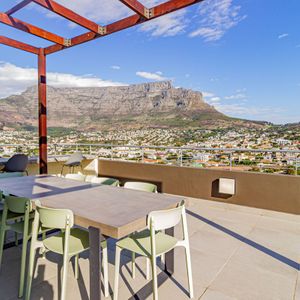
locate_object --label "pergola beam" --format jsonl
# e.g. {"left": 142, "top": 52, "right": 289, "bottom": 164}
{"left": 32, "top": 0, "right": 101, "bottom": 34}
{"left": 118, "top": 0, "right": 149, "bottom": 18}
{"left": 44, "top": 0, "right": 204, "bottom": 55}
{"left": 6, "top": 0, "right": 32, "bottom": 16}
{"left": 38, "top": 48, "right": 48, "bottom": 174}
{"left": 1, "top": 0, "right": 205, "bottom": 174}
{"left": 0, "top": 13, "right": 67, "bottom": 46}
{"left": 0, "top": 35, "right": 39, "bottom": 54}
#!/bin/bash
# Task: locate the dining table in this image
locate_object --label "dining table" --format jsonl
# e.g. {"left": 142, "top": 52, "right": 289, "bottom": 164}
{"left": 0, "top": 175, "right": 183, "bottom": 300}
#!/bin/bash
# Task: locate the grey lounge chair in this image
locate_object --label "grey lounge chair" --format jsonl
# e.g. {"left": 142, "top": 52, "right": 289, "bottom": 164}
{"left": 0, "top": 154, "right": 28, "bottom": 175}
{"left": 61, "top": 152, "right": 84, "bottom": 175}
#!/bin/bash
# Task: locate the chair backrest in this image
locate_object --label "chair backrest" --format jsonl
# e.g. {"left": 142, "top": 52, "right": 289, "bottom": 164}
{"left": 65, "top": 152, "right": 84, "bottom": 166}
{"left": 4, "top": 154, "right": 28, "bottom": 172}
{"left": 124, "top": 181, "right": 157, "bottom": 193}
{"left": 90, "top": 176, "right": 119, "bottom": 186}
{"left": 65, "top": 173, "right": 86, "bottom": 181}
{"left": 85, "top": 175, "right": 95, "bottom": 183}
{"left": 147, "top": 204, "right": 184, "bottom": 231}
{"left": 35, "top": 202, "right": 74, "bottom": 229}
{"left": 4, "top": 195, "right": 32, "bottom": 214}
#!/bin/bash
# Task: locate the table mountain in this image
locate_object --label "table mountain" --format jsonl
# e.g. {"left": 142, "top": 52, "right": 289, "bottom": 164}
{"left": 0, "top": 81, "right": 260, "bottom": 130}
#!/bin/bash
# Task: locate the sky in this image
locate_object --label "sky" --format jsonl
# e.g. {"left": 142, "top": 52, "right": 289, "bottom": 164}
{"left": 0, "top": 0, "right": 299, "bottom": 124}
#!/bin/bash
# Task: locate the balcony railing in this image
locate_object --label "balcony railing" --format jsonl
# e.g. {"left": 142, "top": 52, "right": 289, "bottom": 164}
{"left": 0, "top": 143, "right": 299, "bottom": 175}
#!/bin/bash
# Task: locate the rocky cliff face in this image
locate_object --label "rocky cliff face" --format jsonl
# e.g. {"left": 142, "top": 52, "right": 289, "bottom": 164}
{"left": 0, "top": 81, "right": 226, "bottom": 129}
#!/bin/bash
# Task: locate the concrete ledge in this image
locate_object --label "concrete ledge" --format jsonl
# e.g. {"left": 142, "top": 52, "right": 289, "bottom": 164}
{"left": 97, "top": 159, "right": 300, "bottom": 215}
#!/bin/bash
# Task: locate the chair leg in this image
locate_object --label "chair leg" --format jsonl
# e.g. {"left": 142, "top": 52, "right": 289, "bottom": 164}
{"left": 25, "top": 248, "right": 37, "bottom": 300}
{"left": 184, "top": 246, "right": 194, "bottom": 299}
{"left": 113, "top": 246, "right": 121, "bottom": 300}
{"left": 15, "top": 232, "right": 19, "bottom": 246}
{"left": 0, "top": 226, "right": 6, "bottom": 268}
{"left": 41, "top": 232, "right": 46, "bottom": 259}
{"left": 151, "top": 255, "right": 158, "bottom": 300}
{"left": 18, "top": 236, "right": 28, "bottom": 298}
{"left": 61, "top": 252, "right": 70, "bottom": 300}
{"left": 146, "top": 257, "right": 150, "bottom": 280}
{"left": 74, "top": 254, "right": 79, "bottom": 280}
{"left": 102, "top": 247, "right": 109, "bottom": 297}
{"left": 131, "top": 252, "right": 136, "bottom": 279}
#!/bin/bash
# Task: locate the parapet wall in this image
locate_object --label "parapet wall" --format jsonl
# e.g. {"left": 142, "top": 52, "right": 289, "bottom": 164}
{"left": 98, "top": 159, "right": 300, "bottom": 215}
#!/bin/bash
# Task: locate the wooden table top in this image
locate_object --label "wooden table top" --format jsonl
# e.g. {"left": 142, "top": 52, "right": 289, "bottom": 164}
{"left": 0, "top": 175, "right": 182, "bottom": 238}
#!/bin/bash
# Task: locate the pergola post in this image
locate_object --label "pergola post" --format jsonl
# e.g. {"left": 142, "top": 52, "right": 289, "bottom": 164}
{"left": 38, "top": 48, "right": 48, "bottom": 174}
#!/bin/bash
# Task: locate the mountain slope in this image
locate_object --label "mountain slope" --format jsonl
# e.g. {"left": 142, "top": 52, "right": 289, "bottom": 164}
{"left": 0, "top": 81, "right": 261, "bottom": 130}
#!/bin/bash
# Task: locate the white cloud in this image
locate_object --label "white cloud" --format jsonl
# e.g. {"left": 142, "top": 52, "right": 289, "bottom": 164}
{"left": 224, "top": 93, "right": 247, "bottom": 100}
{"left": 278, "top": 33, "right": 289, "bottom": 39}
{"left": 210, "top": 96, "right": 221, "bottom": 102}
{"left": 202, "top": 91, "right": 215, "bottom": 98}
{"left": 139, "top": 10, "right": 187, "bottom": 37}
{"left": 203, "top": 89, "right": 288, "bottom": 122}
{"left": 111, "top": 65, "right": 121, "bottom": 70}
{"left": 0, "top": 62, "right": 127, "bottom": 99}
{"left": 214, "top": 102, "right": 285, "bottom": 119}
{"left": 136, "top": 71, "right": 169, "bottom": 81}
{"left": 189, "top": 0, "right": 246, "bottom": 41}
{"left": 54, "top": 0, "right": 132, "bottom": 24}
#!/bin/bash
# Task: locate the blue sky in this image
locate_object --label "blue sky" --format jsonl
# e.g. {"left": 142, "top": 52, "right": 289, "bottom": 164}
{"left": 0, "top": 0, "right": 299, "bottom": 124}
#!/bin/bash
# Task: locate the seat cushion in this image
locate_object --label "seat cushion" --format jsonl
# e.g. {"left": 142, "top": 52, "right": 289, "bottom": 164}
{"left": 43, "top": 228, "right": 107, "bottom": 256}
{"left": 117, "top": 229, "right": 178, "bottom": 257}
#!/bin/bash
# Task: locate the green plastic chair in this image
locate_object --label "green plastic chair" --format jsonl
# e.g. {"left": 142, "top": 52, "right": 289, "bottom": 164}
{"left": 124, "top": 182, "right": 157, "bottom": 193}
{"left": 113, "top": 203, "right": 194, "bottom": 300}
{"left": 25, "top": 202, "right": 109, "bottom": 300}
{"left": 64, "top": 173, "right": 87, "bottom": 181}
{"left": 0, "top": 195, "right": 34, "bottom": 298}
{"left": 86, "top": 175, "right": 120, "bottom": 187}
{"left": 124, "top": 182, "right": 158, "bottom": 280}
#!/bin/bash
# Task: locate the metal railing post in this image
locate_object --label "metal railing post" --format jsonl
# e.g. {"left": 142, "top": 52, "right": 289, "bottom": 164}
{"left": 141, "top": 147, "right": 144, "bottom": 163}
{"left": 180, "top": 149, "right": 183, "bottom": 167}
{"left": 229, "top": 152, "right": 232, "bottom": 171}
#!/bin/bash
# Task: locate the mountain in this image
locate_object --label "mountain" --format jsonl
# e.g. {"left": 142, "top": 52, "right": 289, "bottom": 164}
{"left": 0, "top": 81, "right": 264, "bottom": 130}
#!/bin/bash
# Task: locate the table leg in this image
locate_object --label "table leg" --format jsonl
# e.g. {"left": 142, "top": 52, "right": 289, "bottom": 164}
{"left": 164, "top": 227, "right": 175, "bottom": 275}
{"left": 89, "top": 226, "right": 102, "bottom": 300}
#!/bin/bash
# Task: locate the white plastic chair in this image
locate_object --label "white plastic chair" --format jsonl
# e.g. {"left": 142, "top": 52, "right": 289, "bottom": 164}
{"left": 124, "top": 182, "right": 157, "bottom": 193}
{"left": 86, "top": 175, "right": 120, "bottom": 187}
{"left": 64, "top": 173, "right": 86, "bottom": 182}
{"left": 113, "top": 202, "right": 194, "bottom": 300}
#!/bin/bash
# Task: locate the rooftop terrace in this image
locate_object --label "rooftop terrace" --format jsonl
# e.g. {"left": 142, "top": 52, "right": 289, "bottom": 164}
{"left": 1, "top": 196, "right": 299, "bottom": 300}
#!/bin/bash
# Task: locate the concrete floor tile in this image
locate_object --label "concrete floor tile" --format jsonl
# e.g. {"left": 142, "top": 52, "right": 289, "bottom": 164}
{"left": 189, "top": 227, "right": 241, "bottom": 259}
{"left": 200, "top": 289, "right": 238, "bottom": 300}
{"left": 209, "top": 258, "right": 296, "bottom": 300}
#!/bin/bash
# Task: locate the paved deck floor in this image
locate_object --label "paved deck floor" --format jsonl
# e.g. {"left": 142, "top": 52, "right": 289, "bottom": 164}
{"left": 0, "top": 198, "right": 299, "bottom": 300}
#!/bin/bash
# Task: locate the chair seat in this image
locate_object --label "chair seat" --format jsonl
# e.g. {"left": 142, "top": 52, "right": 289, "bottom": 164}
{"left": 43, "top": 228, "right": 107, "bottom": 256}
{"left": 117, "top": 229, "right": 178, "bottom": 257}
{"left": 64, "top": 162, "right": 81, "bottom": 167}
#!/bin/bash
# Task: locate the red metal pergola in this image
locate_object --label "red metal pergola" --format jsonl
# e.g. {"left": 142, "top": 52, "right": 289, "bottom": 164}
{"left": 0, "top": 0, "right": 204, "bottom": 174}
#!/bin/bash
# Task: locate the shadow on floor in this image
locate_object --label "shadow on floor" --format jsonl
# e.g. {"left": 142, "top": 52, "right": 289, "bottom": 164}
{"left": 187, "top": 209, "right": 300, "bottom": 271}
